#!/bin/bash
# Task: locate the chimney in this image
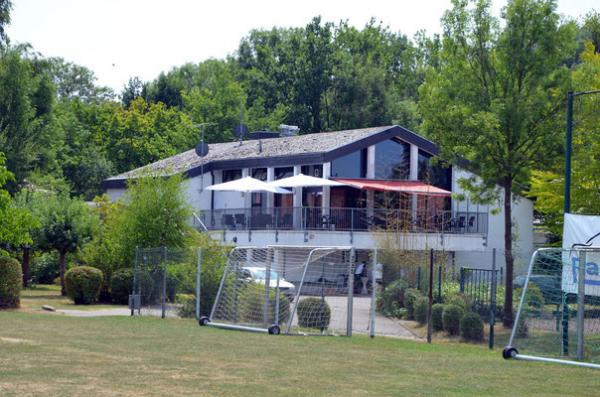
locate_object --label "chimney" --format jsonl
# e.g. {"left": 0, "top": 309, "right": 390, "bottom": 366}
{"left": 279, "top": 124, "right": 300, "bottom": 137}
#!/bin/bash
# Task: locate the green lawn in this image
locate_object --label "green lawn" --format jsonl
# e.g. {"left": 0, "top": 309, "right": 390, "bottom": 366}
{"left": 20, "top": 284, "right": 127, "bottom": 311}
{"left": 1, "top": 311, "right": 599, "bottom": 396}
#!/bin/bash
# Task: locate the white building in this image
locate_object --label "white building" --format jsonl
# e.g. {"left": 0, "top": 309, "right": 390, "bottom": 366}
{"left": 103, "top": 125, "right": 533, "bottom": 275}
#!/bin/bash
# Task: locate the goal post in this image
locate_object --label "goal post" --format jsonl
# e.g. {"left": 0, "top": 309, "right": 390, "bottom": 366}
{"left": 503, "top": 247, "right": 600, "bottom": 369}
{"left": 200, "top": 245, "right": 354, "bottom": 335}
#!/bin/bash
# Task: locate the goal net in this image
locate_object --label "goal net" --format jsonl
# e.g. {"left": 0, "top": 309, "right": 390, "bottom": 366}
{"left": 505, "top": 247, "right": 600, "bottom": 367}
{"left": 201, "top": 246, "right": 354, "bottom": 335}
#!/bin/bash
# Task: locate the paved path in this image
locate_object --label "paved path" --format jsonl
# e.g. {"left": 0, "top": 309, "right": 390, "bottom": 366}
{"left": 56, "top": 297, "right": 420, "bottom": 340}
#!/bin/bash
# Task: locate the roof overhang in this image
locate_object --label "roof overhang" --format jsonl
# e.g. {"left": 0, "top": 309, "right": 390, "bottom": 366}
{"left": 332, "top": 178, "right": 452, "bottom": 197}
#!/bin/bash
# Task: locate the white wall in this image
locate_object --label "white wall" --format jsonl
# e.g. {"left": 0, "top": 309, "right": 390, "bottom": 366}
{"left": 452, "top": 167, "right": 534, "bottom": 274}
{"left": 106, "top": 188, "right": 126, "bottom": 202}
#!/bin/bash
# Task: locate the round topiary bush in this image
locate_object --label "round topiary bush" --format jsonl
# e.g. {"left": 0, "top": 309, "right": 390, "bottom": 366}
{"left": 404, "top": 288, "right": 422, "bottom": 320}
{"left": 238, "top": 282, "right": 291, "bottom": 324}
{"left": 432, "top": 303, "right": 445, "bottom": 332}
{"left": 297, "top": 297, "right": 331, "bottom": 329}
{"left": 0, "top": 257, "right": 22, "bottom": 309}
{"left": 442, "top": 304, "right": 464, "bottom": 336}
{"left": 413, "top": 296, "right": 429, "bottom": 325}
{"left": 460, "top": 311, "right": 484, "bottom": 342}
{"left": 65, "top": 266, "right": 103, "bottom": 304}
{"left": 110, "top": 268, "right": 134, "bottom": 304}
{"left": 444, "top": 292, "right": 471, "bottom": 312}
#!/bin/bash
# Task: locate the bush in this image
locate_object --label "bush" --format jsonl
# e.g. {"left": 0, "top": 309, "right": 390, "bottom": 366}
{"left": 65, "top": 266, "right": 103, "bottom": 304}
{"left": 30, "top": 252, "right": 59, "bottom": 284}
{"left": 176, "top": 293, "right": 196, "bottom": 318}
{"left": 444, "top": 292, "right": 471, "bottom": 311}
{"left": 442, "top": 304, "right": 464, "bottom": 336}
{"left": 377, "top": 279, "right": 408, "bottom": 315}
{"left": 393, "top": 307, "right": 408, "bottom": 319}
{"left": 460, "top": 312, "right": 484, "bottom": 342}
{"left": 297, "top": 297, "right": 331, "bottom": 329}
{"left": 414, "top": 296, "right": 429, "bottom": 325}
{"left": 239, "top": 282, "right": 291, "bottom": 324}
{"left": 0, "top": 257, "right": 22, "bottom": 309}
{"left": 110, "top": 268, "right": 133, "bottom": 304}
{"left": 404, "top": 288, "right": 422, "bottom": 320}
{"left": 432, "top": 303, "right": 445, "bottom": 331}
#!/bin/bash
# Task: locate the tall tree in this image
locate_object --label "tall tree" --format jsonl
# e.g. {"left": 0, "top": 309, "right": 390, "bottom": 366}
{"left": 419, "top": 0, "right": 577, "bottom": 327}
{"left": 0, "top": 0, "right": 11, "bottom": 48}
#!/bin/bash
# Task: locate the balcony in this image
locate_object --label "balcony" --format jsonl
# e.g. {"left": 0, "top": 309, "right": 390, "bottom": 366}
{"left": 195, "top": 207, "right": 488, "bottom": 235}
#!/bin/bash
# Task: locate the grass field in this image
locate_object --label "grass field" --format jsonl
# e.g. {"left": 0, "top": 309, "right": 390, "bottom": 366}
{"left": 20, "top": 285, "right": 127, "bottom": 311}
{"left": 1, "top": 310, "right": 599, "bottom": 396}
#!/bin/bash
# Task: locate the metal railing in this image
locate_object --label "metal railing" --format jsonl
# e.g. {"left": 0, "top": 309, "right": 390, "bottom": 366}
{"left": 197, "top": 207, "right": 488, "bottom": 235}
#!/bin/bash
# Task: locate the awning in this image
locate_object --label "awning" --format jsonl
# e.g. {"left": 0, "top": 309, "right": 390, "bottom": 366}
{"left": 331, "top": 178, "right": 452, "bottom": 197}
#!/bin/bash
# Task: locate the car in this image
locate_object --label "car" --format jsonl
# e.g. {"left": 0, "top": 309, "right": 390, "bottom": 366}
{"left": 241, "top": 266, "right": 296, "bottom": 301}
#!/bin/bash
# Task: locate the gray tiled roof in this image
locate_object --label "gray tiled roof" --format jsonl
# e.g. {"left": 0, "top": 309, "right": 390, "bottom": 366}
{"left": 106, "top": 126, "right": 394, "bottom": 181}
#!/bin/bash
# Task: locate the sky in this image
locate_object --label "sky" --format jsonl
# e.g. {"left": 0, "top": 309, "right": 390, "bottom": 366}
{"left": 6, "top": 0, "right": 597, "bottom": 92}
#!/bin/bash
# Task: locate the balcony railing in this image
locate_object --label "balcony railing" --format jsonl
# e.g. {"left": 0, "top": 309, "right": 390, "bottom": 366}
{"left": 197, "top": 207, "right": 488, "bottom": 235}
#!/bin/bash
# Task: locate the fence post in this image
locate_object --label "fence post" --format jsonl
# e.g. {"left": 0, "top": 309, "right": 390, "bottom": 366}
{"left": 417, "top": 267, "right": 421, "bottom": 290}
{"left": 370, "top": 248, "right": 377, "bottom": 338}
{"left": 264, "top": 250, "right": 272, "bottom": 326}
{"left": 346, "top": 248, "right": 355, "bottom": 337}
{"left": 427, "top": 248, "right": 434, "bottom": 344}
{"left": 437, "top": 262, "right": 442, "bottom": 303}
{"left": 577, "top": 250, "right": 586, "bottom": 360}
{"left": 489, "top": 248, "right": 497, "bottom": 350}
{"left": 459, "top": 267, "right": 465, "bottom": 293}
{"left": 196, "top": 247, "right": 202, "bottom": 321}
{"left": 162, "top": 246, "right": 167, "bottom": 319}
{"left": 132, "top": 246, "right": 138, "bottom": 317}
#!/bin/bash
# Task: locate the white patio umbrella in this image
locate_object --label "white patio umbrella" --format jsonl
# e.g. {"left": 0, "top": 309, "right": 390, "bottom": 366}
{"left": 207, "top": 176, "right": 292, "bottom": 194}
{"left": 268, "top": 173, "right": 346, "bottom": 188}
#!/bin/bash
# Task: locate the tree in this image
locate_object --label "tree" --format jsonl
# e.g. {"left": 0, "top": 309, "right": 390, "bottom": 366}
{"left": 528, "top": 41, "right": 600, "bottom": 238}
{"left": 121, "top": 76, "right": 144, "bottom": 108}
{"left": 105, "top": 97, "right": 196, "bottom": 173}
{"left": 47, "top": 57, "right": 114, "bottom": 102}
{"left": 419, "top": 0, "right": 577, "bottom": 327}
{"left": 0, "top": 152, "right": 36, "bottom": 252}
{"left": 0, "top": 0, "right": 11, "bottom": 48}
{"left": 32, "top": 194, "right": 98, "bottom": 295}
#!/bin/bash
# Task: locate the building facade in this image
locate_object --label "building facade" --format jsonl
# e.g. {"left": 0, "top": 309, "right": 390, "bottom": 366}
{"left": 103, "top": 125, "right": 534, "bottom": 274}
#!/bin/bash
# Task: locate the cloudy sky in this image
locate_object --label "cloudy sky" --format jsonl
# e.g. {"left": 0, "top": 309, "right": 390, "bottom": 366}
{"left": 6, "top": 0, "right": 596, "bottom": 92}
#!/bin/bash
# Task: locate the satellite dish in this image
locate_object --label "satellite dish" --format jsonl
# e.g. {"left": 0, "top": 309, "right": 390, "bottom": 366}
{"left": 195, "top": 141, "right": 209, "bottom": 157}
{"left": 234, "top": 123, "right": 249, "bottom": 139}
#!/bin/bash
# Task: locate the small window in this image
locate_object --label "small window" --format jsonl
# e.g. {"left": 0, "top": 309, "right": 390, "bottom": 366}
{"left": 222, "top": 169, "right": 242, "bottom": 182}
{"left": 275, "top": 167, "right": 294, "bottom": 180}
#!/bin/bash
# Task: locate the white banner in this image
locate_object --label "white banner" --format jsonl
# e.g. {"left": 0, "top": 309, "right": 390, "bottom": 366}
{"left": 562, "top": 213, "right": 600, "bottom": 295}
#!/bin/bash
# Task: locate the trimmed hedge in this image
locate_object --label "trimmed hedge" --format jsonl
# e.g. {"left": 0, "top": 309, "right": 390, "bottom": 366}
{"left": 404, "top": 288, "right": 422, "bottom": 320}
{"left": 65, "top": 266, "right": 103, "bottom": 304}
{"left": 431, "top": 303, "right": 445, "bottom": 331}
{"left": 414, "top": 296, "right": 429, "bottom": 325}
{"left": 110, "top": 268, "right": 134, "bottom": 304}
{"left": 442, "top": 304, "right": 464, "bottom": 336}
{"left": 297, "top": 297, "right": 331, "bottom": 330}
{"left": 444, "top": 292, "right": 471, "bottom": 311}
{"left": 460, "top": 312, "right": 484, "bottom": 342}
{"left": 0, "top": 257, "right": 22, "bottom": 309}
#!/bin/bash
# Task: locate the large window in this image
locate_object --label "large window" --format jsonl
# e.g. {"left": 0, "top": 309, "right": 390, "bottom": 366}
{"left": 331, "top": 149, "right": 367, "bottom": 178}
{"left": 251, "top": 168, "right": 267, "bottom": 208}
{"left": 418, "top": 150, "right": 451, "bottom": 190}
{"left": 301, "top": 164, "right": 323, "bottom": 177}
{"left": 374, "top": 138, "right": 410, "bottom": 180}
{"left": 275, "top": 167, "right": 294, "bottom": 179}
{"left": 222, "top": 169, "right": 242, "bottom": 182}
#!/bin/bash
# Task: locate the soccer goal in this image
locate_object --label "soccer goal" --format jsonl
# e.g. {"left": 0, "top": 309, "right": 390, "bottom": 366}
{"left": 503, "top": 247, "right": 600, "bottom": 369}
{"left": 199, "top": 245, "right": 355, "bottom": 335}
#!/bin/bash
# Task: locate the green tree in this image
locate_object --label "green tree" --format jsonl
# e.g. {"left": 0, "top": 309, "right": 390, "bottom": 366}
{"left": 105, "top": 97, "right": 196, "bottom": 173}
{"left": 419, "top": 0, "right": 577, "bottom": 327}
{"left": 32, "top": 194, "right": 98, "bottom": 295}
{"left": 0, "top": 0, "right": 11, "bottom": 48}
{"left": 528, "top": 41, "right": 600, "bottom": 238}
{"left": 46, "top": 57, "right": 114, "bottom": 102}
{"left": 0, "top": 153, "right": 36, "bottom": 251}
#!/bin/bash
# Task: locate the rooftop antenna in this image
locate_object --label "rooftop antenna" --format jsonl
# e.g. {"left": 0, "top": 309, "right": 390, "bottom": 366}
{"left": 233, "top": 103, "right": 248, "bottom": 146}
